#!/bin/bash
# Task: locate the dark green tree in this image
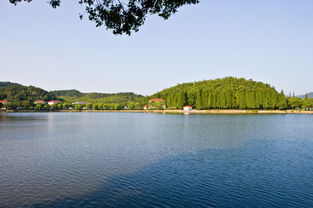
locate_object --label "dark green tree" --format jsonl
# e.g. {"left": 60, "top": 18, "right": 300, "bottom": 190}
{"left": 176, "top": 91, "right": 187, "bottom": 109}
{"left": 86, "top": 103, "right": 93, "bottom": 109}
{"left": 277, "top": 90, "right": 287, "bottom": 110}
{"left": 9, "top": 0, "right": 199, "bottom": 35}
{"left": 303, "top": 98, "right": 313, "bottom": 110}
{"left": 92, "top": 103, "right": 99, "bottom": 110}
{"left": 150, "top": 77, "right": 288, "bottom": 110}
{"left": 288, "top": 97, "right": 303, "bottom": 109}
{"left": 35, "top": 103, "right": 42, "bottom": 110}
{"left": 195, "top": 89, "right": 204, "bottom": 109}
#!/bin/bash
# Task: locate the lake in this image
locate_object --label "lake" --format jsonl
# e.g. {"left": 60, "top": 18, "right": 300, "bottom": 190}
{"left": 1, "top": 112, "right": 313, "bottom": 208}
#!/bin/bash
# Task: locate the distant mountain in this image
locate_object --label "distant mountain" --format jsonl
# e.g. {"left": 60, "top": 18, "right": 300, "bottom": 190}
{"left": 298, "top": 92, "right": 313, "bottom": 99}
{"left": 0, "top": 82, "right": 56, "bottom": 101}
{"left": 50, "top": 90, "right": 84, "bottom": 97}
{"left": 0, "top": 81, "right": 144, "bottom": 104}
{"left": 51, "top": 89, "right": 144, "bottom": 103}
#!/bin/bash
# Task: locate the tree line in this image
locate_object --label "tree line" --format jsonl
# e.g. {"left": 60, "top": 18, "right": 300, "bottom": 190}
{"left": 151, "top": 77, "right": 313, "bottom": 110}
{"left": 0, "top": 82, "right": 146, "bottom": 110}
{"left": 1, "top": 78, "right": 313, "bottom": 111}
{"left": 0, "top": 101, "right": 145, "bottom": 111}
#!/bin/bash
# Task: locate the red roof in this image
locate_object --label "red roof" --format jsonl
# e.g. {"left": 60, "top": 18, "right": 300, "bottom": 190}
{"left": 149, "top": 98, "right": 165, "bottom": 102}
{"left": 35, "top": 100, "right": 46, "bottom": 103}
{"left": 0, "top": 100, "right": 9, "bottom": 103}
{"left": 48, "top": 100, "right": 61, "bottom": 103}
{"left": 184, "top": 105, "right": 192, "bottom": 107}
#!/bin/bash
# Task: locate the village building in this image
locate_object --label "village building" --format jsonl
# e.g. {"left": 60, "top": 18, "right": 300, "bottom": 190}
{"left": 72, "top": 101, "right": 89, "bottom": 105}
{"left": 34, "top": 100, "right": 47, "bottom": 104}
{"left": 148, "top": 98, "right": 166, "bottom": 109}
{"left": 143, "top": 105, "right": 148, "bottom": 110}
{"left": 0, "top": 100, "right": 10, "bottom": 104}
{"left": 183, "top": 105, "right": 193, "bottom": 111}
{"left": 48, "top": 100, "right": 61, "bottom": 105}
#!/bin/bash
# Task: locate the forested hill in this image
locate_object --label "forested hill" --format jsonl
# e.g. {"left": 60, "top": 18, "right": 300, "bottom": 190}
{"left": 50, "top": 90, "right": 84, "bottom": 97}
{"left": 0, "top": 81, "right": 144, "bottom": 104}
{"left": 151, "top": 77, "right": 287, "bottom": 110}
{"left": 0, "top": 82, "right": 13, "bottom": 88}
{"left": 0, "top": 82, "right": 56, "bottom": 101}
{"left": 50, "top": 90, "right": 144, "bottom": 103}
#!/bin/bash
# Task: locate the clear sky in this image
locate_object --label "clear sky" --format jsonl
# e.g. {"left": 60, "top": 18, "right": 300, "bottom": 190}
{"left": 1, "top": 0, "right": 312, "bottom": 95}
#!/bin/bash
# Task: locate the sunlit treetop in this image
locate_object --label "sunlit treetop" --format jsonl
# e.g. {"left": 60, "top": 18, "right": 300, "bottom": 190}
{"left": 9, "top": 0, "right": 199, "bottom": 35}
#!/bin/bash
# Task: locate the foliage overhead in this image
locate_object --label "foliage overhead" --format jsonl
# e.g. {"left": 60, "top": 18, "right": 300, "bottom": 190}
{"left": 9, "top": 0, "right": 199, "bottom": 35}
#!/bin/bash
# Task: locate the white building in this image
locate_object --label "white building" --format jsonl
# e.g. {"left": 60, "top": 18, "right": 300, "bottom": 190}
{"left": 72, "top": 101, "right": 88, "bottom": 105}
{"left": 48, "top": 100, "right": 61, "bottom": 105}
{"left": 183, "top": 105, "right": 193, "bottom": 111}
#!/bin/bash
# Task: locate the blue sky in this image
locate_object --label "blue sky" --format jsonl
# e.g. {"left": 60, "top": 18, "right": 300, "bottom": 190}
{"left": 0, "top": 0, "right": 312, "bottom": 95}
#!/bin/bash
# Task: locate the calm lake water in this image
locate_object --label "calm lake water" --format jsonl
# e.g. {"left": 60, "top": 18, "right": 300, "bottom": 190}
{"left": 1, "top": 113, "right": 313, "bottom": 208}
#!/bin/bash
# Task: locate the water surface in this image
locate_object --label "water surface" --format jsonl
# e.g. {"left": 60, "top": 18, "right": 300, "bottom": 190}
{"left": 1, "top": 113, "right": 313, "bottom": 208}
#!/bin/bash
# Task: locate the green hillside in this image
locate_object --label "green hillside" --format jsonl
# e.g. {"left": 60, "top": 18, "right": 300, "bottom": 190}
{"left": 0, "top": 82, "right": 56, "bottom": 101}
{"left": 0, "top": 82, "right": 13, "bottom": 88}
{"left": 50, "top": 90, "right": 83, "bottom": 97}
{"left": 151, "top": 77, "right": 287, "bottom": 110}
{"left": 51, "top": 90, "right": 144, "bottom": 103}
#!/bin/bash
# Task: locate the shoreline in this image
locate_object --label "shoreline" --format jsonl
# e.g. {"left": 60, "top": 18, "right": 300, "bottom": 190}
{"left": 1, "top": 109, "right": 313, "bottom": 114}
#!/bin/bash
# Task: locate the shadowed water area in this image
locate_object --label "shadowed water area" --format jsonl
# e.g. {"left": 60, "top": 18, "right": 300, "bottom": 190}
{"left": 0, "top": 112, "right": 313, "bottom": 208}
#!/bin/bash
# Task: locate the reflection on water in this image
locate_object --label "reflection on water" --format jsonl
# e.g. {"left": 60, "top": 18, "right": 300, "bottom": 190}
{"left": 1, "top": 113, "right": 313, "bottom": 207}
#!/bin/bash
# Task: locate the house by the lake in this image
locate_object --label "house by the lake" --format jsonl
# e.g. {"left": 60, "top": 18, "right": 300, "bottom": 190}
{"left": 148, "top": 98, "right": 166, "bottom": 109}
{"left": 183, "top": 105, "right": 193, "bottom": 111}
{"left": 0, "top": 100, "right": 10, "bottom": 104}
{"left": 48, "top": 100, "right": 61, "bottom": 105}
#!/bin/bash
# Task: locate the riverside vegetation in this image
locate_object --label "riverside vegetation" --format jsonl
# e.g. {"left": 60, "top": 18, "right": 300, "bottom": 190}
{"left": 0, "top": 77, "right": 313, "bottom": 111}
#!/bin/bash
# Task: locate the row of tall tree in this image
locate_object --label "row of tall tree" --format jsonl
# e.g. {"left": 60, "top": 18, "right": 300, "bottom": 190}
{"left": 0, "top": 101, "right": 144, "bottom": 111}
{"left": 151, "top": 77, "right": 313, "bottom": 110}
{"left": 3, "top": 97, "right": 312, "bottom": 111}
